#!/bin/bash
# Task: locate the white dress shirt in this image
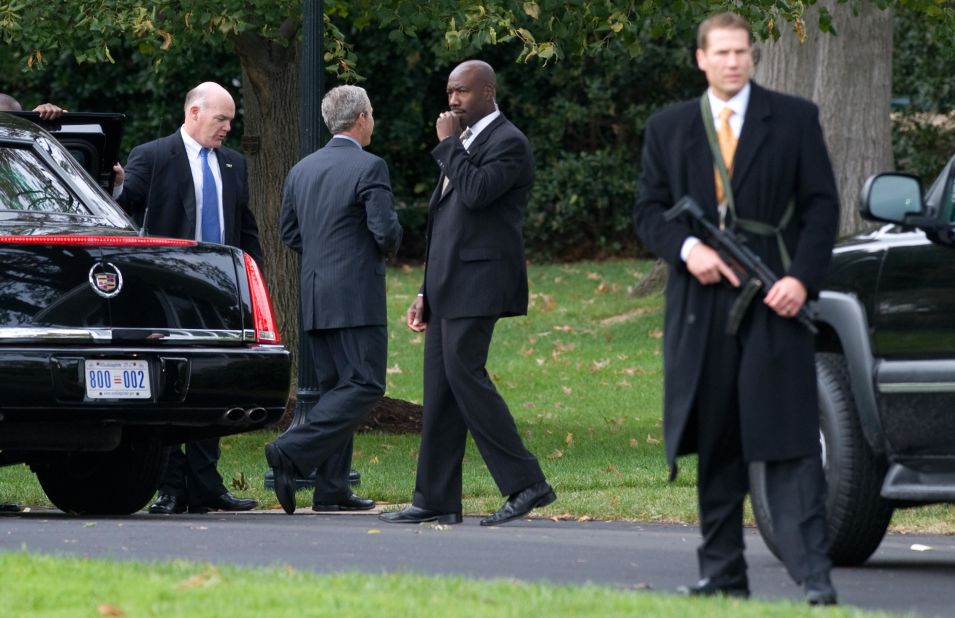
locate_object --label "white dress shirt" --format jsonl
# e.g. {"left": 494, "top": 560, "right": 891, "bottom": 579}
{"left": 179, "top": 127, "right": 225, "bottom": 242}
{"left": 680, "top": 83, "right": 752, "bottom": 262}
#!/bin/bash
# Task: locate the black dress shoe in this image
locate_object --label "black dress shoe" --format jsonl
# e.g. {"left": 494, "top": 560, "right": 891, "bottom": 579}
{"left": 480, "top": 481, "right": 557, "bottom": 526}
{"left": 312, "top": 493, "right": 375, "bottom": 512}
{"left": 0, "top": 503, "right": 21, "bottom": 513}
{"left": 265, "top": 443, "right": 298, "bottom": 514}
{"left": 677, "top": 577, "right": 750, "bottom": 599}
{"left": 804, "top": 572, "right": 838, "bottom": 605}
{"left": 378, "top": 505, "right": 462, "bottom": 524}
{"left": 189, "top": 492, "right": 257, "bottom": 513}
{"left": 148, "top": 494, "right": 186, "bottom": 515}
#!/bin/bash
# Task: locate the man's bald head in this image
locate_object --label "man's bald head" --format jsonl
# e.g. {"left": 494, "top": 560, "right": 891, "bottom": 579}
{"left": 0, "top": 94, "right": 23, "bottom": 112}
{"left": 446, "top": 60, "right": 498, "bottom": 128}
{"left": 183, "top": 82, "right": 236, "bottom": 149}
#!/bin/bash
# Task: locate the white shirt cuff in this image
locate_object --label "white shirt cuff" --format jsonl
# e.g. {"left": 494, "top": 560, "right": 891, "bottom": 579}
{"left": 680, "top": 236, "right": 701, "bottom": 262}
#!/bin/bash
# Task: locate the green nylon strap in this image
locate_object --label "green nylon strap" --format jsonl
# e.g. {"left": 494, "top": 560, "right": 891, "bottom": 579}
{"left": 699, "top": 95, "right": 794, "bottom": 270}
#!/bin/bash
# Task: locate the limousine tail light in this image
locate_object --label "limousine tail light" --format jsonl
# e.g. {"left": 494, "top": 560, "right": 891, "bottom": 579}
{"left": 244, "top": 253, "right": 281, "bottom": 344}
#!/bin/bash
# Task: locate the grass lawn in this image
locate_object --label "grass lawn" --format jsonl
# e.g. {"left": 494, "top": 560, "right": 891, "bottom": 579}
{"left": 1, "top": 552, "right": 893, "bottom": 618}
{"left": 1, "top": 259, "right": 953, "bottom": 533}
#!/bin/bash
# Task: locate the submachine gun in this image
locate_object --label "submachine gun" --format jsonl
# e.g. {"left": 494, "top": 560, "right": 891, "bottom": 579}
{"left": 663, "top": 196, "right": 817, "bottom": 335}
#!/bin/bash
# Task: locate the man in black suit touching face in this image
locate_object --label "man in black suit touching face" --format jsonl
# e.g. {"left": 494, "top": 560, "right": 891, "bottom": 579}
{"left": 380, "top": 60, "right": 555, "bottom": 527}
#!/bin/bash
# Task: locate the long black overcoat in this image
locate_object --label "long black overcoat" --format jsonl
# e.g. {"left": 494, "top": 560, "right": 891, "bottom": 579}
{"left": 633, "top": 82, "right": 839, "bottom": 468}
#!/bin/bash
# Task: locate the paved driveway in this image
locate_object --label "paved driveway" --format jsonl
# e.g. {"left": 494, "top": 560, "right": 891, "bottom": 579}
{"left": 2, "top": 510, "right": 952, "bottom": 617}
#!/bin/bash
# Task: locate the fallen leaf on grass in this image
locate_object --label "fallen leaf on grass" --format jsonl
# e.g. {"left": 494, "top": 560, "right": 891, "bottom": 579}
{"left": 561, "top": 386, "right": 572, "bottom": 395}
{"left": 565, "top": 432, "right": 574, "bottom": 446}
{"left": 553, "top": 324, "right": 574, "bottom": 333}
{"left": 616, "top": 380, "right": 632, "bottom": 388}
{"left": 590, "top": 358, "right": 610, "bottom": 373}
{"left": 587, "top": 271, "right": 600, "bottom": 280}
{"left": 176, "top": 565, "right": 222, "bottom": 590}
{"left": 531, "top": 294, "right": 556, "bottom": 313}
{"left": 522, "top": 402, "right": 536, "bottom": 409}
{"left": 595, "top": 282, "right": 610, "bottom": 294}
{"left": 408, "top": 335, "right": 422, "bottom": 345}
{"left": 97, "top": 604, "right": 124, "bottom": 617}
{"left": 604, "top": 416, "right": 626, "bottom": 432}
{"left": 629, "top": 437, "right": 639, "bottom": 448}
{"left": 369, "top": 456, "right": 379, "bottom": 465}
{"left": 386, "top": 364, "right": 403, "bottom": 374}
{"left": 577, "top": 515, "right": 593, "bottom": 522}
{"left": 648, "top": 328, "right": 663, "bottom": 339}
{"left": 646, "top": 434, "right": 661, "bottom": 445}
{"left": 230, "top": 471, "right": 251, "bottom": 491}
{"left": 546, "top": 449, "right": 563, "bottom": 460}
{"left": 400, "top": 264, "right": 413, "bottom": 273}
{"left": 620, "top": 367, "right": 647, "bottom": 377}
{"left": 606, "top": 464, "right": 621, "bottom": 475}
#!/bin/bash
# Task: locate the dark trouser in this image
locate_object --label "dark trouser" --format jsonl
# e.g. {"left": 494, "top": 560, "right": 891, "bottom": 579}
{"left": 276, "top": 325, "right": 386, "bottom": 497}
{"left": 313, "top": 437, "right": 354, "bottom": 503}
{"left": 159, "top": 438, "right": 226, "bottom": 506}
{"left": 694, "top": 287, "right": 830, "bottom": 585}
{"left": 412, "top": 316, "right": 545, "bottom": 513}
{"left": 765, "top": 456, "right": 832, "bottom": 582}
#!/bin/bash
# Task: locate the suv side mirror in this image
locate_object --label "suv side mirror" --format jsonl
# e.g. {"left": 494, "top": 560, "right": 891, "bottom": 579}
{"left": 859, "top": 173, "right": 924, "bottom": 224}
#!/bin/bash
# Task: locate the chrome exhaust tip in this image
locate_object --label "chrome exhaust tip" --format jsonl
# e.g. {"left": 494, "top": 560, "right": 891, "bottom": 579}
{"left": 224, "top": 407, "right": 245, "bottom": 423}
{"left": 246, "top": 407, "right": 268, "bottom": 423}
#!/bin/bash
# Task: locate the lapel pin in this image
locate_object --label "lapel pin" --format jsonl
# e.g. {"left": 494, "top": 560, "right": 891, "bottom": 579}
{"left": 225, "top": 163, "right": 233, "bottom": 168}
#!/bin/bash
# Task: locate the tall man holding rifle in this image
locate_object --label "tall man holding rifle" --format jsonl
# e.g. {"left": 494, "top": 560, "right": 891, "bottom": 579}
{"left": 632, "top": 12, "right": 840, "bottom": 605}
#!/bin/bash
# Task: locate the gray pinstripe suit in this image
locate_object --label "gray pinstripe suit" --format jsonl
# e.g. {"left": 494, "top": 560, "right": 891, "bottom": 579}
{"left": 274, "top": 137, "right": 402, "bottom": 501}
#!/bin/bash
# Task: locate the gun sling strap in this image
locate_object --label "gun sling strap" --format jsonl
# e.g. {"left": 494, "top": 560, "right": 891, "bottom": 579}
{"left": 699, "top": 94, "right": 795, "bottom": 271}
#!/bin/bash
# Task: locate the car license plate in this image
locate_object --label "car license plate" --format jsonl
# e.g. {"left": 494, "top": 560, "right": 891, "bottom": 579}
{"left": 85, "top": 359, "right": 151, "bottom": 400}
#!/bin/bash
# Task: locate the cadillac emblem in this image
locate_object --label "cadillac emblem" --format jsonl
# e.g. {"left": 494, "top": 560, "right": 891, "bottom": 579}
{"left": 88, "top": 262, "right": 124, "bottom": 298}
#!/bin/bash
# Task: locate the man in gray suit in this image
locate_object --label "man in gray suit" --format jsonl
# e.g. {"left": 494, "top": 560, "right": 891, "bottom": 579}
{"left": 265, "top": 85, "right": 402, "bottom": 514}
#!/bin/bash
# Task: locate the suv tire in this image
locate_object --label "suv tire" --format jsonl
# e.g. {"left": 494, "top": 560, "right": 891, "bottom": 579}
{"left": 33, "top": 439, "right": 165, "bottom": 515}
{"left": 750, "top": 353, "right": 894, "bottom": 566}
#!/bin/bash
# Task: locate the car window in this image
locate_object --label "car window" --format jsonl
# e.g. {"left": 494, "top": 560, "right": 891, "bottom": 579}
{"left": 944, "top": 173, "right": 955, "bottom": 225}
{"left": 0, "top": 144, "right": 88, "bottom": 215}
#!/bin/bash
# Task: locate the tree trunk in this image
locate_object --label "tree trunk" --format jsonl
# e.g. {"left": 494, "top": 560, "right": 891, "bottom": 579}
{"left": 233, "top": 28, "right": 302, "bottom": 387}
{"left": 753, "top": 1, "right": 893, "bottom": 237}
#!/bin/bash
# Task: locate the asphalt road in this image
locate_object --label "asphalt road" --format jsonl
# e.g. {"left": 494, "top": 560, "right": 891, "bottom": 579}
{"left": 2, "top": 509, "right": 953, "bottom": 617}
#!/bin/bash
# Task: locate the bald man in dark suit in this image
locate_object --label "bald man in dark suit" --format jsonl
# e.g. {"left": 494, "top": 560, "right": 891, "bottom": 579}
{"left": 116, "top": 82, "right": 262, "bottom": 515}
{"left": 380, "top": 60, "right": 555, "bottom": 528}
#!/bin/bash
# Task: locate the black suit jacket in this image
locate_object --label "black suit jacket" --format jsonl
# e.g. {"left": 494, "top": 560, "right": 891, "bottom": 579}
{"left": 422, "top": 114, "right": 533, "bottom": 320}
{"left": 117, "top": 131, "right": 264, "bottom": 266}
{"left": 280, "top": 138, "right": 402, "bottom": 330}
{"left": 633, "top": 82, "right": 839, "bottom": 465}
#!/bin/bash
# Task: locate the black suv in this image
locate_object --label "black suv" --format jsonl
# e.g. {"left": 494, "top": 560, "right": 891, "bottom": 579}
{"left": 750, "top": 155, "right": 955, "bottom": 565}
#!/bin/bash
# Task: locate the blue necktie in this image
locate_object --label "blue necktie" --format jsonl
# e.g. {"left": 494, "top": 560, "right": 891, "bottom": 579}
{"left": 200, "top": 148, "right": 221, "bottom": 243}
